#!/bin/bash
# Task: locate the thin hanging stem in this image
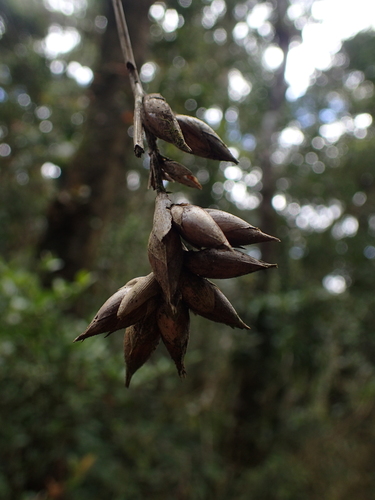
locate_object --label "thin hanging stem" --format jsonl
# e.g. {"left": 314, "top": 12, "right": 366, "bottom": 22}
{"left": 112, "top": 0, "right": 144, "bottom": 157}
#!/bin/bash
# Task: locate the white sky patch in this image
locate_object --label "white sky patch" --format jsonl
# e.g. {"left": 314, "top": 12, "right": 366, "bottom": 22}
{"left": 286, "top": 0, "right": 375, "bottom": 99}
{"left": 162, "top": 9, "right": 180, "bottom": 33}
{"left": 233, "top": 22, "right": 249, "bottom": 41}
{"left": 247, "top": 2, "right": 272, "bottom": 29}
{"left": 263, "top": 45, "right": 284, "bottom": 71}
{"left": 149, "top": 3, "right": 165, "bottom": 21}
{"left": 279, "top": 126, "right": 304, "bottom": 147}
{"left": 323, "top": 274, "right": 347, "bottom": 294}
{"left": 140, "top": 62, "right": 158, "bottom": 83}
{"left": 332, "top": 215, "right": 359, "bottom": 239}
{"left": 41, "top": 162, "right": 61, "bottom": 179}
{"left": 354, "top": 113, "right": 373, "bottom": 129}
{"left": 272, "top": 193, "right": 287, "bottom": 211}
{"left": 244, "top": 167, "right": 262, "bottom": 187}
{"left": 204, "top": 106, "right": 223, "bottom": 127}
{"left": 224, "top": 165, "right": 242, "bottom": 181}
{"left": 295, "top": 204, "right": 339, "bottom": 232}
{"left": 42, "top": 24, "right": 81, "bottom": 59}
{"left": 44, "top": 0, "right": 87, "bottom": 16}
{"left": 319, "top": 121, "right": 346, "bottom": 143}
{"left": 126, "top": 171, "right": 140, "bottom": 191}
{"left": 67, "top": 61, "right": 93, "bottom": 86}
{"left": 273, "top": 197, "right": 343, "bottom": 232}
{"left": 228, "top": 69, "right": 252, "bottom": 102}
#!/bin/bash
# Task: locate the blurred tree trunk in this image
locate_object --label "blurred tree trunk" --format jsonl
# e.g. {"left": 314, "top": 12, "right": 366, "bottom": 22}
{"left": 38, "top": 0, "right": 153, "bottom": 281}
{"left": 229, "top": 0, "right": 293, "bottom": 468}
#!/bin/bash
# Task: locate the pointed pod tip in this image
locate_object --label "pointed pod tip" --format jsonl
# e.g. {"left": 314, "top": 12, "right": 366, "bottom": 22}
{"left": 180, "top": 143, "right": 193, "bottom": 154}
{"left": 259, "top": 262, "right": 278, "bottom": 270}
{"left": 125, "top": 371, "right": 132, "bottom": 388}
{"left": 264, "top": 235, "right": 281, "bottom": 243}
{"left": 186, "top": 175, "right": 202, "bottom": 190}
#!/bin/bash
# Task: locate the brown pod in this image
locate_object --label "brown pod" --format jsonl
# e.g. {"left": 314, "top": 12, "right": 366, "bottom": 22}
{"left": 176, "top": 114, "right": 238, "bottom": 163}
{"left": 184, "top": 248, "right": 277, "bottom": 279}
{"left": 157, "top": 301, "right": 190, "bottom": 378}
{"left": 171, "top": 204, "right": 232, "bottom": 250}
{"left": 205, "top": 208, "right": 280, "bottom": 246}
{"left": 180, "top": 271, "right": 250, "bottom": 330}
{"left": 179, "top": 270, "right": 216, "bottom": 314}
{"left": 161, "top": 158, "right": 202, "bottom": 190}
{"left": 153, "top": 191, "right": 173, "bottom": 242}
{"left": 74, "top": 277, "right": 140, "bottom": 341}
{"left": 148, "top": 226, "right": 183, "bottom": 308}
{"left": 118, "top": 272, "right": 160, "bottom": 319}
{"left": 142, "top": 94, "right": 192, "bottom": 153}
{"left": 124, "top": 312, "right": 161, "bottom": 388}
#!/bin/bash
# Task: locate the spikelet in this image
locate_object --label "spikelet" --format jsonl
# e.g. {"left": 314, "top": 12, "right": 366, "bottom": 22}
{"left": 161, "top": 158, "right": 202, "bottom": 190}
{"left": 180, "top": 270, "right": 250, "bottom": 330}
{"left": 205, "top": 208, "right": 280, "bottom": 246}
{"left": 171, "top": 204, "right": 232, "bottom": 250}
{"left": 142, "top": 94, "right": 192, "bottom": 153}
{"left": 148, "top": 229, "right": 183, "bottom": 309}
{"left": 124, "top": 312, "right": 161, "bottom": 388}
{"left": 74, "top": 277, "right": 140, "bottom": 341}
{"left": 157, "top": 301, "right": 190, "bottom": 377}
{"left": 152, "top": 191, "right": 173, "bottom": 241}
{"left": 184, "top": 248, "right": 277, "bottom": 279}
{"left": 117, "top": 272, "right": 161, "bottom": 319}
{"left": 148, "top": 192, "right": 183, "bottom": 307}
{"left": 176, "top": 114, "right": 238, "bottom": 163}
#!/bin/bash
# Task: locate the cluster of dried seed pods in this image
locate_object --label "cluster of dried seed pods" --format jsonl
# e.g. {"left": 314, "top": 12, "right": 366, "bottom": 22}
{"left": 76, "top": 91, "right": 279, "bottom": 387}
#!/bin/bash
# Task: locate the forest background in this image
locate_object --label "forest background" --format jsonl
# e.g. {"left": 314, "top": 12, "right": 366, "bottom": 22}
{"left": 1, "top": 0, "right": 375, "bottom": 498}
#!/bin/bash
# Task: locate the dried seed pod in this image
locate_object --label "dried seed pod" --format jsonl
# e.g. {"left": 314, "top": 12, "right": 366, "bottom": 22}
{"left": 157, "top": 301, "right": 190, "bottom": 378}
{"left": 179, "top": 270, "right": 216, "bottom": 314}
{"left": 205, "top": 208, "right": 280, "bottom": 246}
{"left": 148, "top": 192, "right": 184, "bottom": 308}
{"left": 184, "top": 248, "right": 277, "bottom": 279}
{"left": 148, "top": 227, "right": 183, "bottom": 308}
{"left": 153, "top": 191, "right": 173, "bottom": 242}
{"left": 124, "top": 312, "right": 161, "bottom": 388}
{"left": 161, "top": 158, "right": 202, "bottom": 190}
{"left": 74, "top": 277, "right": 141, "bottom": 341}
{"left": 142, "top": 94, "right": 192, "bottom": 153}
{"left": 171, "top": 204, "right": 232, "bottom": 250}
{"left": 180, "top": 271, "right": 250, "bottom": 330}
{"left": 118, "top": 272, "right": 161, "bottom": 319}
{"left": 176, "top": 114, "right": 238, "bottom": 163}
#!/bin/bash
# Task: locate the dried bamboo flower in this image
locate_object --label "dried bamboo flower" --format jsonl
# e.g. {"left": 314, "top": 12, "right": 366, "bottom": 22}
{"left": 176, "top": 114, "right": 238, "bottom": 163}
{"left": 147, "top": 192, "right": 184, "bottom": 307}
{"left": 184, "top": 248, "right": 277, "bottom": 279}
{"left": 74, "top": 277, "right": 141, "bottom": 341}
{"left": 204, "top": 208, "right": 280, "bottom": 246}
{"left": 157, "top": 301, "right": 190, "bottom": 377}
{"left": 142, "top": 94, "right": 192, "bottom": 153}
{"left": 117, "top": 272, "right": 161, "bottom": 319}
{"left": 124, "top": 312, "right": 161, "bottom": 388}
{"left": 180, "top": 271, "right": 250, "bottom": 330}
{"left": 152, "top": 191, "right": 173, "bottom": 241}
{"left": 161, "top": 158, "right": 202, "bottom": 190}
{"left": 171, "top": 203, "right": 232, "bottom": 250}
{"left": 148, "top": 227, "right": 183, "bottom": 308}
